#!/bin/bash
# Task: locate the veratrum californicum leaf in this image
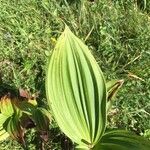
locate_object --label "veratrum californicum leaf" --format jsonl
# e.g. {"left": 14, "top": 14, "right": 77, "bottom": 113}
{"left": 46, "top": 26, "right": 107, "bottom": 148}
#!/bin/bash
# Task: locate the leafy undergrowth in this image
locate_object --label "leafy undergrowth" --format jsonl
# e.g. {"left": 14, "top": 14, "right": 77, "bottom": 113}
{"left": 0, "top": 0, "right": 150, "bottom": 149}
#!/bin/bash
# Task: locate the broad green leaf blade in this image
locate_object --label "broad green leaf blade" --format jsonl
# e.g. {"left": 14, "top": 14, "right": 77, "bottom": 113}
{"left": 0, "top": 127, "right": 9, "bottom": 141}
{"left": 39, "top": 108, "right": 51, "bottom": 121}
{"left": 106, "top": 80, "right": 124, "bottom": 112}
{"left": 46, "top": 26, "right": 106, "bottom": 147}
{"left": 17, "top": 101, "right": 36, "bottom": 115}
{"left": 93, "top": 130, "right": 150, "bottom": 150}
{"left": 3, "top": 115, "right": 25, "bottom": 144}
{"left": 32, "top": 108, "right": 51, "bottom": 131}
{"left": 0, "top": 96, "right": 15, "bottom": 117}
{"left": 0, "top": 114, "right": 8, "bottom": 126}
{"left": 31, "top": 108, "right": 51, "bottom": 142}
{"left": 0, "top": 114, "right": 10, "bottom": 141}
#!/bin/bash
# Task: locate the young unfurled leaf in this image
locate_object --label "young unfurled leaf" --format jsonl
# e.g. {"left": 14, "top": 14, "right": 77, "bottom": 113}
{"left": 19, "top": 89, "right": 31, "bottom": 99}
{"left": 19, "top": 89, "right": 38, "bottom": 106}
{"left": 106, "top": 79, "right": 124, "bottom": 112}
{"left": 46, "top": 26, "right": 106, "bottom": 148}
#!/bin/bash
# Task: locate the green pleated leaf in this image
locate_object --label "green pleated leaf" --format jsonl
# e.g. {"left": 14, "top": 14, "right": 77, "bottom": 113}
{"left": 31, "top": 108, "right": 51, "bottom": 142}
{"left": 0, "top": 96, "right": 15, "bottom": 117}
{"left": 0, "top": 127, "right": 9, "bottom": 141}
{"left": 46, "top": 26, "right": 106, "bottom": 148}
{"left": 0, "top": 114, "right": 9, "bottom": 141}
{"left": 0, "top": 114, "right": 8, "bottom": 126}
{"left": 93, "top": 130, "right": 150, "bottom": 150}
{"left": 32, "top": 108, "right": 51, "bottom": 131}
{"left": 3, "top": 114, "right": 25, "bottom": 144}
{"left": 17, "top": 101, "right": 36, "bottom": 115}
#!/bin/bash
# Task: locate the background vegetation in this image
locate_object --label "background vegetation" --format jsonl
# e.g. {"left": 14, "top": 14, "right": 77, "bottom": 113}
{"left": 0, "top": 0, "right": 150, "bottom": 149}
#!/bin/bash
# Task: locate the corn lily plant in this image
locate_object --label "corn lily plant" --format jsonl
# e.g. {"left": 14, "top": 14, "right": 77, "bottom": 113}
{"left": 0, "top": 89, "right": 51, "bottom": 148}
{"left": 46, "top": 26, "right": 150, "bottom": 149}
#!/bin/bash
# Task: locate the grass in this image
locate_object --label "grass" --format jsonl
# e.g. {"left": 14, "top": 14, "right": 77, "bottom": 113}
{"left": 0, "top": 0, "right": 150, "bottom": 149}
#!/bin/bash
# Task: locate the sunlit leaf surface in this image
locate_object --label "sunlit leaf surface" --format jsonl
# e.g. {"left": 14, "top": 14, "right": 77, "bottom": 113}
{"left": 46, "top": 26, "right": 106, "bottom": 148}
